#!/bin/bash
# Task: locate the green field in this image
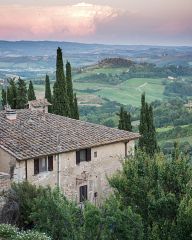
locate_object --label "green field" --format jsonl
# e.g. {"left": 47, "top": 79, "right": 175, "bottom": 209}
{"left": 35, "top": 77, "right": 165, "bottom": 107}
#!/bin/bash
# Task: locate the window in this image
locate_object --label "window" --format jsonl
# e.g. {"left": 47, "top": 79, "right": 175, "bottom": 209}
{"left": 34, "top": 156, "right": 53, "bottom": 175}
{"left": 80, "top": 185, "right": 87, "bottom": 202}
{"left": 94, "top": 151, "right": 97, "bottom": 158}
{"left": 76, "top": 148, "right": 91, "bottom": 165}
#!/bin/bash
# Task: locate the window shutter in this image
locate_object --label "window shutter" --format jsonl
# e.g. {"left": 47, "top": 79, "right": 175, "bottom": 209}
{"left": 76, "top": 151, "right": 80, "bottom": 165}
{"left": 86, "top": 148, "right": 91, "bottom": 161}
{"left": 48, "top": 156, "right": 53, "bottom": 171}
{"left": 34, "top": 158, "right": 39, "bottom": 175}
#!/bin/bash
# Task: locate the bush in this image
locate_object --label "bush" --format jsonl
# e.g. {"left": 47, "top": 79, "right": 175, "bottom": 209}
{"left": 0, "top": 224, "right": 51, "bottom": 240}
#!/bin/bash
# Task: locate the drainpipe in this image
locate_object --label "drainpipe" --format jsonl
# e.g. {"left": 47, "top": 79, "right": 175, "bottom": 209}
{"left": 57, "top": 133, "right": 61, "bottom": 188}
{"left": 57, "top": 154, "right": 60, "bottom": 188}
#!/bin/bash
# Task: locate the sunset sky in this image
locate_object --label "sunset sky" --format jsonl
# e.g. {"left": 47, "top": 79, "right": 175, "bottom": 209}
{"left": 0, "top": 0, "right": 191, "bottom": 45}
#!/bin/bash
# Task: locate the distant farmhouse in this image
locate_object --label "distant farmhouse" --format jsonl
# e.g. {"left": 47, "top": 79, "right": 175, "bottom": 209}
{"left": 0, "top": 100, "right": 139, "bottom": 204}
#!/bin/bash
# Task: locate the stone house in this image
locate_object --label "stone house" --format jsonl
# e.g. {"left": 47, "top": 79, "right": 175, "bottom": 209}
{"left": 0, "top": 102, "right": 139, "bottom": 204}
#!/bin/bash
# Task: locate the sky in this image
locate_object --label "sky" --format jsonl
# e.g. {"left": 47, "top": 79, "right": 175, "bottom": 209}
{"left": 0, "top": 0, "right": 191, "bottom": 45}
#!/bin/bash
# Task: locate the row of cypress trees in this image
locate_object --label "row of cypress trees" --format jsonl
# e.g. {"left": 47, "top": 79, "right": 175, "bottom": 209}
{"left": 1, "top": 47, "right": 79, "bottom": 120}
{"left": 1, "top": 78, "right": 36, "bottom": 109}
{"left": 118, "top": 93, "right": 158, "bottom": 156}
{"left": 52, "top": 47, "right": 79, "bottom": 119}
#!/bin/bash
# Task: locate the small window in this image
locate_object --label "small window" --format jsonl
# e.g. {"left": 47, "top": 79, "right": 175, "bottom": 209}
{"left": 80, "top": 149, "right": 87, "bottom": 162}
{"left": 39, "top": 158, "right": 47, "bottom": 172}
{"left": 76, "top": 148, "right": 91, "bottom": 164}
{"left": 34, "top": 156, "right": 53, "bottom": 174}
{"left": 80, "top": 185, "right": 87, "bottom": 202}
{"left": 94, "top": 151, "right": 97, "bottom": 158}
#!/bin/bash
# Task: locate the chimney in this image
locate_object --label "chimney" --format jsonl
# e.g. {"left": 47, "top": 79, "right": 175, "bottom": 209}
{"left": 5, "top": 105, "right": 17, "bottom": 121}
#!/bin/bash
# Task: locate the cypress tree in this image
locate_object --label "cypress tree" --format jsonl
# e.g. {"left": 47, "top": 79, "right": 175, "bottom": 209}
{"left": 1, "top": 88, "right": 7, "bottom": 108}
{"left": 7, "top": 79, "right": 17, "bottom": 109}
{"left": 118, "top": 106, "right": 125, "bottom": 130}
{"left": 124, "top": 111, "right": 132, "bottom": 131}
{"left": 138, "top": 93, "right": 158, "bottom": 156}
{"left": 66, "top": 61, "right": 74, "bottom": 117}
{"left": 28, "top": 80, "right": 36, "bottom": 101}
{"left": 138, "top": 93, "right": 148, "bottom": 150}
{"left": 118, "top": 106, "right": 132, "bottom": 131}
{"left": 73, "top": 93, "right": 79, "bottom": 120}
{"left": 53, "top": 47, "right": 70, "bottom": 116}
{"left": 16, "top": 77, "right": 27, "bottom": 109}
{"left": 45, "top": 74, "right": 52, "bottom": 113}
{"left": 147, "top": 104, "right": 158, "bottom": 156}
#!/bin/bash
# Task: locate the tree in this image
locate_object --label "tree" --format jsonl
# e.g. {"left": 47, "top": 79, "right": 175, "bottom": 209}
{"left": 16, "top": 78, "right": 27, "bottom": 109}
{"left": 138, "top": 93, "right": 158, "bottom": 156}
{"left": 109, "top": 150, "right": 192, "bottom": 239}
{"left": 0, "top": 224, "right": 51, "bottom": 240}
{"left": 66, "top": 61, "right": 74, "bottom": 117}
{"left": 73, "top": 93, "right": 79, "bottom": 120}
{"left": 1, "top": 88, "right": 7, "bottom": 108}
{"left": 45, "top": 75, "right": 52, "bottom": 113}
{"left": 53, "top": 47, "right": 70, "bottom": 116}
{"left": 118, "top": 106, "right": 132, "bottom": 131}
{"left": 124, "top": 111, "right": 132, "bottom": 131}
{"left": 28, "top": 80, "right": 36, "bottom": 101}
{"left": 118, "top": 106, "right": 125, "bottom": 130}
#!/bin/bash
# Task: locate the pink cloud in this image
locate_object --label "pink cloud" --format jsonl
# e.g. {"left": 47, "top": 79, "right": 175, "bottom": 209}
{"left": 0, "top": 3, "right": 120, "bottom": 40}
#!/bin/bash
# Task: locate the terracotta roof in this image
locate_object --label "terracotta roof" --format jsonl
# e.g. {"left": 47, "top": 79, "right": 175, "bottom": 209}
{"left": 0, "top": 110, "right": 140, "bottom": 160}
{"left": 28, "top": 99, "right": 52, "bottom": 107}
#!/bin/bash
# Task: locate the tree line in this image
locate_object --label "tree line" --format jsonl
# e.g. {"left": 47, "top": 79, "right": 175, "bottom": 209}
{"left": 1, "top": 47, "right": 79, "bottom": 120}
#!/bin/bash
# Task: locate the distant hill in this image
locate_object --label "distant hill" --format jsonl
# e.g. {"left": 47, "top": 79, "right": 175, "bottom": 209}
{"left": 0, "top": 41, "right": 192, "bottom": 80}
{"left": 98, "top": 58, "right": 134, "bottom": 68}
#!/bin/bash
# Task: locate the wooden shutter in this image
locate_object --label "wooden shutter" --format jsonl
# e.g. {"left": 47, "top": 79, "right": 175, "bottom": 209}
{"left": 86, "top": 148, "right": 91, "bottom": 162}
{"left": 34, "top": 158, "right": 39, "bottom": 175}
{"left": 76, "top": 151, "right": 80, "bottom": 165}
{"left": 48, "top": 156, "right": 53, "bottom": 171}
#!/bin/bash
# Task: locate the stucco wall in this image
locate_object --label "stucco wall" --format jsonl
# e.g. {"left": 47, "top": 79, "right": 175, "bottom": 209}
{"left": 1, "top": 140, "right": 135, "bottom": 204}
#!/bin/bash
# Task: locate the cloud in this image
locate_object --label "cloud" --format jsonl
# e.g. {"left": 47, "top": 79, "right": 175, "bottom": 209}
{"left": 0, "top": 2, "right": 120, "bottom": 40}
{"left": 0, "top": 1, "right": 191, "bottom": 44}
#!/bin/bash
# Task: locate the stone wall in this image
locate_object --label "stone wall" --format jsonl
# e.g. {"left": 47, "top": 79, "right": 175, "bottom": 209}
{"left": 0, "top": 172, "right": 10, "bottom": 193}
{"left": 11, "top": 140, "right": 135, "bottom": 204}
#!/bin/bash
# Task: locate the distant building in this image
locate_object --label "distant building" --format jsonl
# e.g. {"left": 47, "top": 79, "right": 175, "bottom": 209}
{"left": 0, "top": 102, "right": 139, "bottom": 204}
{"left": 184, "top": 100, "right": 192, "bottom": 112}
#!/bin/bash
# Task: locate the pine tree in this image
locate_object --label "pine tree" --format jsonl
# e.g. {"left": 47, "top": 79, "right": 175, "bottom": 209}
{"left": 1, "top": 88, "right": 7, "bottom": 108}
{"left": 7, "top": 79, "right": 17, "bottom": 109}
{"left": 53, "top": 47, "right": 70, "bottom": 116}
{"left": 45, "top": 74, "right": 52, "bottom": 113}
{"left": 66, "top": 61, "right": 74, "bottom": 117}
{"left": 73, "top": 93, "right": 79, "bottom": 120}
{"left": 16, "top": 77, "right": 27, "bottom": 109}
{"left": 28, "top": 80, "right": 36, "bottom": 101}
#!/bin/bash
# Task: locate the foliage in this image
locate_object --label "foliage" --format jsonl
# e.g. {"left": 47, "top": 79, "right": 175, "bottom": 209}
{"left": 7, "top": 79, "right": 17, "bottom": 109}
{"left": 118, "top": 106, "right": 132, "bottom": 131}
{"left": 45, "top": 74, "right": 52, "bottom": 113}
{"left": 0, "top": 224, "right": 51, "bottom": 240}
{"left": 139, "top": 93, "right": 158, "bottom": 156}
{"left": 66, "top": 61, "right": 75, "bottom": 118}
{"left": 73, "top": 93, "right": 79, "bottom": 120}
{"left": 16, "top": 77, "right": 27, "bottom": 109}
{"left": 1, "top": 88, "right": 7, "bottom": 108}
{"left": 53, "top": 47, "right": 70, "bottom": 116}
{"left": 5, "top": 181, "right": 47, "bottom": 229}
{"left": 28, "top": 80, "right": 36, "bottom": 101}
{"left": 109, "top": 149, "right": 192, "bottom": 239}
